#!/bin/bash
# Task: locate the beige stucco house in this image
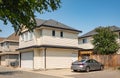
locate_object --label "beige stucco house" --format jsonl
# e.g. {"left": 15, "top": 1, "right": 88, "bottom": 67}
{"left": 78, "top": 26, "right": 120, "bottom": 59}
{"left": 0, "top": 33, "right": 19, "bottom": 66}
{"left": 17, "top": 19, "right": 82, "bottom": 70}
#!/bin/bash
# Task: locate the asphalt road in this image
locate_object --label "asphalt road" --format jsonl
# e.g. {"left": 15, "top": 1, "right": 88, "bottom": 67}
{"left": 0, "top": 66, "right": 60, "bottom": 78}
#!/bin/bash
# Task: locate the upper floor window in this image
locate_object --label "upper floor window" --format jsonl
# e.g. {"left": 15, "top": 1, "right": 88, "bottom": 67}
{"left": 60, "top": 31, "right": 63, "bottom": 37}
{"left": 28, "top": 32, "right": 33, "bottom": 40}
{"left": 52, "top": 30, "right": 55, "bottom": 36}
{"left": 21, "top": 31, "right": 33, "bottom": 41}
{"left": 82, "top": 38, "right": 87, "bottom": 43}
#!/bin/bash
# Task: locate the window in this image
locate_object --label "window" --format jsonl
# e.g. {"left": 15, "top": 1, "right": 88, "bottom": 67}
{"left": 52, "top": 30, "right": 55, "bottom": 36}
{"left": 28, "top": 32, "right": 33, "bottom": 40}
{"left": 60, "top": 31, "right": 63, "bottom": 37}
{"left": 82, "top": 38, "right": 87, "bottom": 43}
{"left": 21, "top": 31, "right": 33, "bottom": 41}
{"left": 24, "top": 32, "right": 28, "bottom": 41}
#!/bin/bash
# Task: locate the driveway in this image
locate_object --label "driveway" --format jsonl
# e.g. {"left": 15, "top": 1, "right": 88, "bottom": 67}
{"left": 0, "top": 66, "right": 60, "bottom": 78}
{"left": 0, "top": 66, "right": 120, "bottom": 78}
{"left": 33, "top": 68, "right": 120, "bottom": 78}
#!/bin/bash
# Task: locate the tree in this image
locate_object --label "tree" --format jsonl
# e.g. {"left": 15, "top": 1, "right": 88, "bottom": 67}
{"left": 92, "top": 27, "right": 119, "bottom": 55}
{"left": 0, "top": 0, "right": 61, "bottom": 34}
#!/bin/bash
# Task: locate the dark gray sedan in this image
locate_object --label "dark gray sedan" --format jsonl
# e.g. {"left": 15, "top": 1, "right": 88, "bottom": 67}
{"left": 71, "top": 59, "right": 104, "bottom": 72}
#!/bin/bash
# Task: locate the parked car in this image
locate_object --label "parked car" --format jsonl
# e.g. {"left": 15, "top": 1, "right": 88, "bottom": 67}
{"left": 71, "top": 59, "right": 104, "bottom": 72}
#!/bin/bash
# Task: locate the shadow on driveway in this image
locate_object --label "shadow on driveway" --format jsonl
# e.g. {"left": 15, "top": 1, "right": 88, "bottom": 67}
{"left": 0, "top": 71, "right": 22, "bottom": 75}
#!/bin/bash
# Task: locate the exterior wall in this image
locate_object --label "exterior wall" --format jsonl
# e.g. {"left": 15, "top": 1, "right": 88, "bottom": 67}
{"left": 40, "top": 29, "right": 78, "bottom": 47}
{"left": 1, "top": 55, "right": 6, "bottom": 66}
{"left": 0, "top": 55, "right": 18, "bottom": 66}
{"left": 19, "top": 31, "right": 36, "bottom": 48}
{"left": 78, "top": 37, "right": 94, "bottom": 49}
{"left": 8, "top": 43, "right": 19, "bottom": 51}
{"left": 0, "top": 42, "right": 19, "bottom": 52}
{"left": 34, "top": 48, "right": 45, "bottom": 69}
{"left": 19, "top": 27, "right": 79, "bottom": 48}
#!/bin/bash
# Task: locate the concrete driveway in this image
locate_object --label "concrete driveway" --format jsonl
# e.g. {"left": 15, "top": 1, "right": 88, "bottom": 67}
{"left": 0, "top": 66, "right": 120, "bottom": 78}
{"left": 32, "top": 68, "right": 120, "bottom": 78}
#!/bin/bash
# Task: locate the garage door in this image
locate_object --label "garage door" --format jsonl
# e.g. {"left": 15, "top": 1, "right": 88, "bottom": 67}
{"left": 46, "top": 49, "right": 75, "bottom": 69}
{"left": 21, "top": 52, "right": 33, "bottom": 69}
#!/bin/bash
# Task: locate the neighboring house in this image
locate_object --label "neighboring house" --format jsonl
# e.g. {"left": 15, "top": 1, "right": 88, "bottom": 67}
{"left": 78, "top": 26, "right": 120, "bottom": 59}
{"left": 0, "top": 33, "right": 19, "bottom": 66}
{"left": 17, "top": 19, "right": 82, "bottom": 70}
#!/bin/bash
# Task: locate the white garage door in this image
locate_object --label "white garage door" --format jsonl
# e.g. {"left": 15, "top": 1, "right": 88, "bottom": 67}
{"left": 46, "top": 49, "right": 76, "bottom": 69}
{"left": 21, "top": 52, "right": 33, "bottom": 69}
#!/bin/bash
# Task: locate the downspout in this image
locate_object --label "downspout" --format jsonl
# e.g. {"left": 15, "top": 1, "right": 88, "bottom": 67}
{"left": 44, "top": 48, "right": 47, "bottom": 70}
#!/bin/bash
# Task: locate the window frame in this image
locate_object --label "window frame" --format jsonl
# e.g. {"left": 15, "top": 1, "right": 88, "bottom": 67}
{"left": 52, "top": 30, "right": 55, "bottom": 37}
{"left": 82, "top": 38, "right": 87, "bottom": 44}
{"left": 60, "top": 31, "right": 63, "bottom": 37}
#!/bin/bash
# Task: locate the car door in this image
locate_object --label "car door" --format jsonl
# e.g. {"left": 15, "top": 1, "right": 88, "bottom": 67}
{"left": 92, "top": 60, "right": 101, "bottom": 70}
{"left": 86, "top": 59, "right": 95, "bottom": 70}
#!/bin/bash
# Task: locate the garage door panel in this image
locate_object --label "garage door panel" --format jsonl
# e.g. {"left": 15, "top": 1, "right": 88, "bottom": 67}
{"left": 21, "top": 52, "right": 33, "bottom": 69}
{"left": 46, "top": 49, "right": 73, "bottom": 69}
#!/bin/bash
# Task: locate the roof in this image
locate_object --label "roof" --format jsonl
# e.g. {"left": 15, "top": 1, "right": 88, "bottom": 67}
{"left": 17, "top": 45, "right": 82, "bottom": 51}
{"left": 36, "top": 19, "right": 82, "bottom": 32}
{"left": 0, "top": 33, "right": 19, "bottom": 43}
{"left": 6, "top": 33, "right": 19, "bottom": 41}
{"left": 79, "top": 26, "right": 120, "bottom": 38}
{"left": 0, "top": 37, "right": 5, "bottom": 42}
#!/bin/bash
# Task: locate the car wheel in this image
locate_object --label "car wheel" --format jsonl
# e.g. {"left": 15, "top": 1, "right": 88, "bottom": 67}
{"left": 100, "top": 66, "right": 104, "bottom": 70}
{"left": 86, "top": 67, "right": 90, "bottom": 72}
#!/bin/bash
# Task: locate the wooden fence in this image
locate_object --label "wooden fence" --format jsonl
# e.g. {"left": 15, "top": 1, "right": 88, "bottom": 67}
{"left": 91, "top": 54, "right": 120, "bottom": 68}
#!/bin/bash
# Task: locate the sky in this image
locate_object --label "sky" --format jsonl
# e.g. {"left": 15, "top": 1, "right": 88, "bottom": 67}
{"left": 0, "top": 0, "right": 120, "bottom": 37}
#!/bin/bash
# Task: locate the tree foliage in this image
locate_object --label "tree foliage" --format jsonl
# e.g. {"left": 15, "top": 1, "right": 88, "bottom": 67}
{"left": 0, "top": 0, "right": 61, "bottom": 34}
{"left": 92, "top": 27, "right": 119, "bottom": 55}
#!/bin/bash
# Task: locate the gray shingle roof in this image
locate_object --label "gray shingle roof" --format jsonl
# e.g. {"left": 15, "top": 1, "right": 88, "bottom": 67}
{"left": 79, "top": 26, "right": 120, "bottom": 38}
{"left": 36, "top": 19, "right": 81, "bottom": 32}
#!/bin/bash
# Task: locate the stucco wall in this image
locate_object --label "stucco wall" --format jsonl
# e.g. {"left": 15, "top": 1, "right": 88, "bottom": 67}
{"left": 19, "top": 27, "right": 79, "bottom": 48}
{"left": 78, "top": 37, "right": 94, "bottom": 49}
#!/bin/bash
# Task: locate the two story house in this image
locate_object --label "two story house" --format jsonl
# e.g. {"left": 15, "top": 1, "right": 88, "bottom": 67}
{"left": 78, "top": 26, "right": 120, "bottom": 59}
{"left": 0, "top": 33, "right": 19, "bottom": 66}
{"left": 17, "top": 19, "right": 82, "bottom": 70}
